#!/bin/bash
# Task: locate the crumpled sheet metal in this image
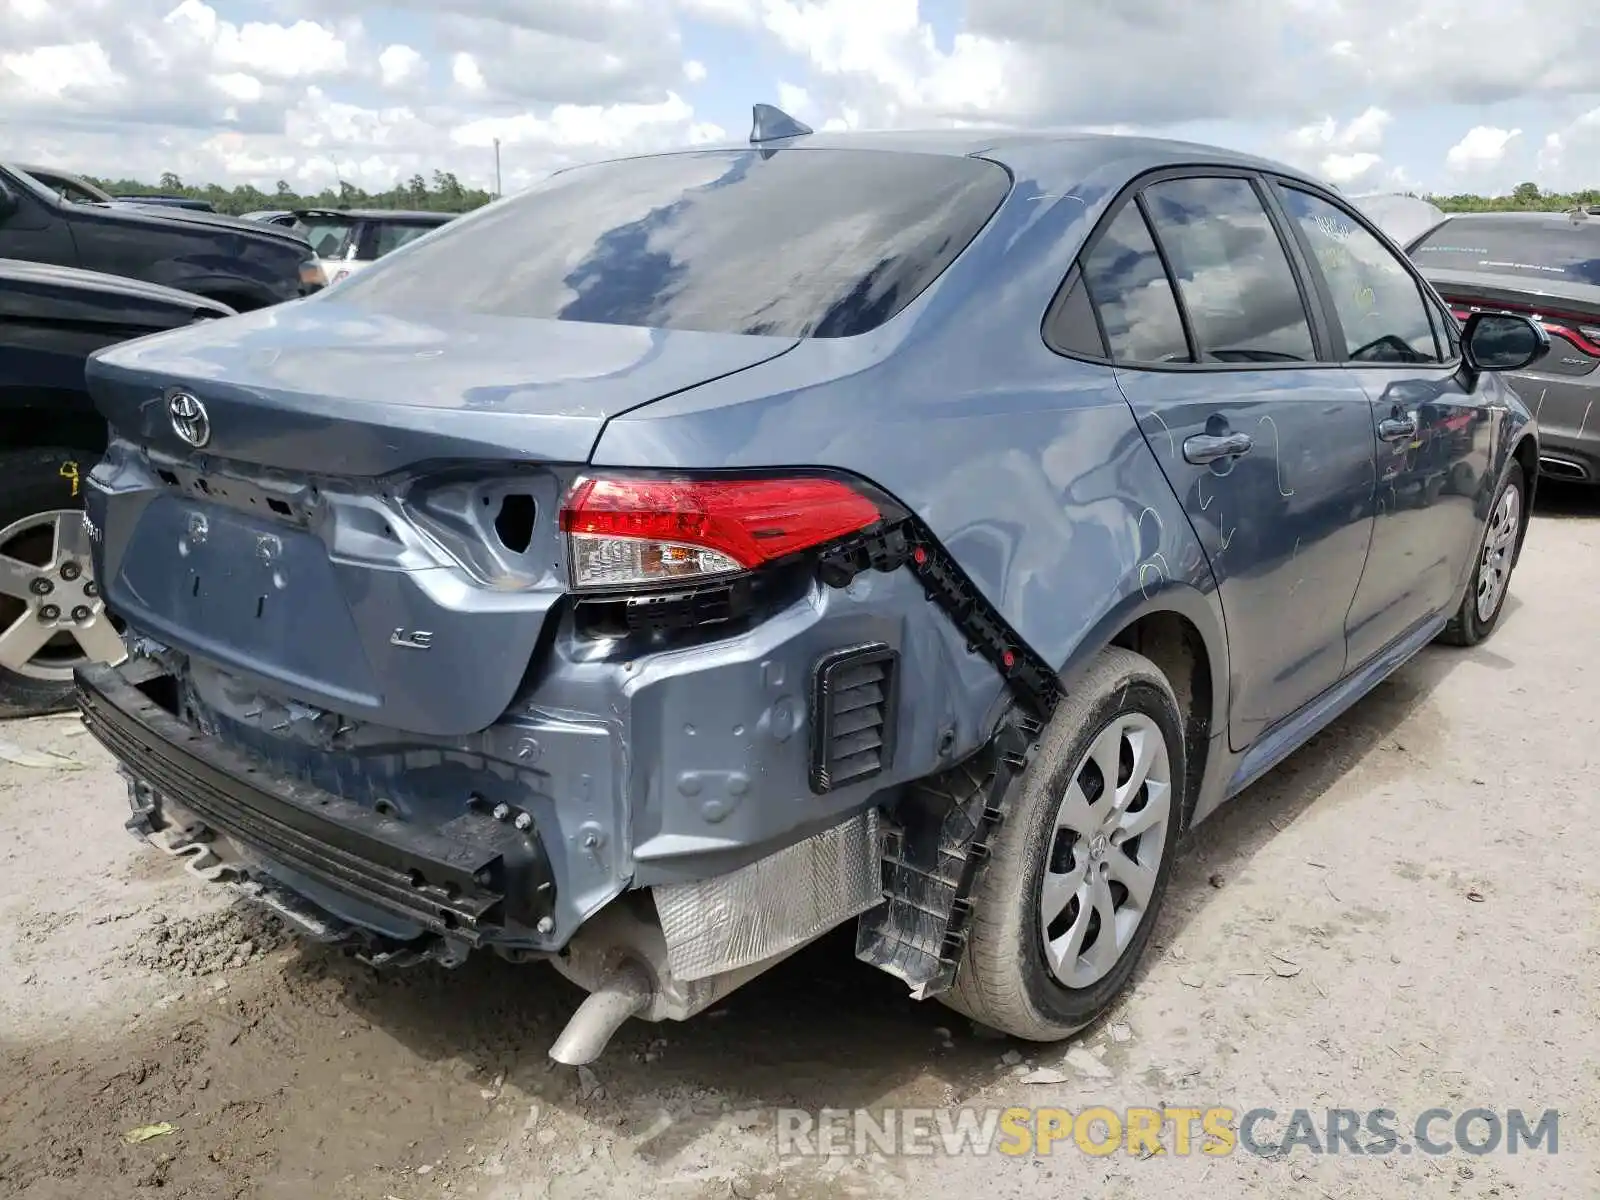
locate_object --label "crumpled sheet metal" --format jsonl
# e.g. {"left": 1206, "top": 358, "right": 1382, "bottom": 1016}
{"left": 653, "top": 809, "right": 884, "bottom": 982}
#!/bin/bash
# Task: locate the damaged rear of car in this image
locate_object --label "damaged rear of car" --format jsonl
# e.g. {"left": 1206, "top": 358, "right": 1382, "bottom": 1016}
{"left": 76, "top": 138, "right": 1054, "bottom": 1061}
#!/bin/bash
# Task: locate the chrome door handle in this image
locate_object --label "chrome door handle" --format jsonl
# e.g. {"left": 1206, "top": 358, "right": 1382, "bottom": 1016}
{"left": 1183, "top": 431, "right": 1254, "bottom": 464}
{"left": 1378, "top": 415, "right": 1418, "bottom": 442}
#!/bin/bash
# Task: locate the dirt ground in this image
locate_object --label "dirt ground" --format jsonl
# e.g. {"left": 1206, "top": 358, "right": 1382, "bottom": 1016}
{"left": 2, "top": 487, "right": 1597, "bottom": 1200}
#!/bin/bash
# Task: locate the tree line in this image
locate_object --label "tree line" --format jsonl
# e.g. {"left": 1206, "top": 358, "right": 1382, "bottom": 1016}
{"left": 87, "top": 170, "right": 497, "bottom": 216}
{"left": 84, "top": 170, "right": 1600, "bottom": 218}
{"left": 1428, "top": 182, "right": 1600, "bottom": 212}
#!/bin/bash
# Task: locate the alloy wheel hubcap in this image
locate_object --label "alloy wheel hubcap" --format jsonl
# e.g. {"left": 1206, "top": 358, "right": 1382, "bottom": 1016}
{"left": 1475, "top": 485, "right": 1520, "bottom": 623}
{"left": 0, "top": 509, "right": 124, "bottom": 681}
{"left": 1039, "top": 711, "right": 1173, "bottom": 990}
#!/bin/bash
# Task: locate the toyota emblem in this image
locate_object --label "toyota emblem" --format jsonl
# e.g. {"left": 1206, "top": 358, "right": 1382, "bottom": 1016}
{"left": 167, "top": 391, "right": 211, "bottom": 448}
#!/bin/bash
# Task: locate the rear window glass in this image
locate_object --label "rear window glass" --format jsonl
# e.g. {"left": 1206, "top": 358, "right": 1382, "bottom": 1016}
{"left": 1410, "top": 219, "right": 1600, "bottom": 286}
{"left": 371, "top": 222, "right": 440, "bottom": 258}
{"left": 296, "top": 218, "right": 356, "bottom": 260}
{"left": 330, "top": 149, "right": 1011, "bottom": 337}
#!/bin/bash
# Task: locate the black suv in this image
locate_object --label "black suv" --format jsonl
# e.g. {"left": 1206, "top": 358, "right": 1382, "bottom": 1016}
{"left": 0, "top": 162, "right": 322, "bottom": 311}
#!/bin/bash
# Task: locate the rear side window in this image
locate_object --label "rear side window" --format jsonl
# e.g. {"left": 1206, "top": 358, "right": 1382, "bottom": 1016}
{"left": 1410, "top": 217, "right": 1600, "bottom": 286}
{"left": 1278, "top": 186, "right": 1441, "bottom": 364}
{"left": 331, "top": 149, "right": 1011, "bottom": 338}
{"left": 297, "top": 218, "right": 356, "bottom": 260}
{"left": 1141, "top": 177, "right": 1318, "bottom": 364}
{"left": 1078, "top": 203, "right": 1192, "bottom": 363}
{"left": 371, "top": 222, "right": 439, "bottom": 258}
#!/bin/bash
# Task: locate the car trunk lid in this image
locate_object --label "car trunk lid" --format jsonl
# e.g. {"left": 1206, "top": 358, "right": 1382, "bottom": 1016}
{"left": 85, "top": 299, "right": 802, "bottom": 474}
{"left": 82, "top": 303, "right": 801, "bottom": 736}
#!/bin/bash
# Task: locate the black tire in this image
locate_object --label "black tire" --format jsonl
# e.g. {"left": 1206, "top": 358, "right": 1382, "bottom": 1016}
{"left": 1438, "top": 460, "right": 1525, "bottom": 648}
{"left": 937, "top": 646, "right": 1187, "bottom": 1040}
{"left": 0, "top": 446, "right": 97, "bottom": 718}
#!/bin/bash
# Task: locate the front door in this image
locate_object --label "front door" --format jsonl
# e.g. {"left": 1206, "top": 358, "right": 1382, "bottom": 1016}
{"left": 1270, "top": 183, "right": 1496, "bottom": 666}
{"left": 0, "top": 169, "right": 79, "bottom": 269}
{"left": 1072, "top": 174, "right": 1377, "bottom": 749}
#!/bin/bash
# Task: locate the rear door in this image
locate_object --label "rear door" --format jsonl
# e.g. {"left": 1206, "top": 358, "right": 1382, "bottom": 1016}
{"left": 1058, "top": 171, "right": 1378, "bottom": 750}
{"left": 1271, "top": 182, "right": 1494, "bottom": 666}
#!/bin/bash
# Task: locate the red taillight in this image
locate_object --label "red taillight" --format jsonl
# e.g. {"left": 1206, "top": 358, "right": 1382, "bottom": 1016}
{"left": 560, "top": 475, "right": 882, "bottom": 590}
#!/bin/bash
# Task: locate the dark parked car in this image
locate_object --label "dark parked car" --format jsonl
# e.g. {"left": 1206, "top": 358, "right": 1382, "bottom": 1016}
{"left": 73, "top": 114, "right": 1544, "bottom": 1065}
{"left": 110, "top": 194, "right": 217, "bottom": 213}
{"left": 0, "top": 258, "right": 234, "bottom": 716}
{"left": 0, "top": 162, "right": 324, "bottom": 311}
{"left": 1407, "top": 210, "right": 1600, "bottom": 483}
{"left": 240, "top": 210, "right": 299, "bottom": 227}
{"left": 19, "top": 165, "right": 232, "bottom": 221}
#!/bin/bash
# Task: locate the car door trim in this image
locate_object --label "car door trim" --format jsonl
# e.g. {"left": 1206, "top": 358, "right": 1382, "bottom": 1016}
{"left": 1259, "top": 174, "right": 1466, "bottom": 373}
{"left": 1041, "top": 162, "right": 1341, "bottom": 373}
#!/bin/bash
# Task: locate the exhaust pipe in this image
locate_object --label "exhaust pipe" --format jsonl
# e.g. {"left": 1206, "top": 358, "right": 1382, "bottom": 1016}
{"left": 1540, "top": 455, "right": 1589, "bottom": 481}
{"left": 548, "top": 959, "right": 654, "bottom": 1066}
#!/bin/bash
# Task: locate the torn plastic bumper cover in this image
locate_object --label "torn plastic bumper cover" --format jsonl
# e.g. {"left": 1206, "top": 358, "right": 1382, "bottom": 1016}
{"left": 76, "top": 662, "right": 557, "bottom": 956}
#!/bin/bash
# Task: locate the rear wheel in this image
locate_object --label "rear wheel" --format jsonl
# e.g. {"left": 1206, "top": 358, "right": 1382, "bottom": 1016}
{"left": 0, "top": 448, "right": 125, "bottom": 718}
{"left": 1438, "top": 460, "right": 1524, "bottom": 648}
{"left": 938, "top": 646, "right": 1186, "bottom": 1040}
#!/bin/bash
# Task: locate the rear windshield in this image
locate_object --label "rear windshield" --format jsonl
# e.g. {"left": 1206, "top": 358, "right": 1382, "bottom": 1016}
{"left": 330, "top": 148, "right": 1011, "bottom": 337}
{"left": 1410, "top": 218, "right": 1600, "bottom": 286}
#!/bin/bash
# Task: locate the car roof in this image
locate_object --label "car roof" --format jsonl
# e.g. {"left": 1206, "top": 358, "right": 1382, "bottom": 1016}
{"left": 595, "top": 127, "right": 1331, "bottom": 194}
{"left": 292, "top": 208, "right": 456, "bottom": 222}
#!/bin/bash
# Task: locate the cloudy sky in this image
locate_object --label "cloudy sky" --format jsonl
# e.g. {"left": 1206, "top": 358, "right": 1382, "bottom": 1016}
{"left": 4, "top": 0, "right": 1599, "bottom": 198}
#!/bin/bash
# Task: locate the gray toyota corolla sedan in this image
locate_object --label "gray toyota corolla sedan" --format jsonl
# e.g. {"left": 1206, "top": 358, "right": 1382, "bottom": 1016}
{"left": 70, "top": 106, "right": 1545, "bottom": 1064}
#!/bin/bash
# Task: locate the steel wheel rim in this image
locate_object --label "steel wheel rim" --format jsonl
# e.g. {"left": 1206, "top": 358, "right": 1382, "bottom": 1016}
{"left": 0, "top": 509, "right": 123, "bottom": 681}
{"left": 1039, "top": 711, "right": 1173, "bottom": 990}
{"left": 1475, "top": 484, "right": 1520, "bottom": 623}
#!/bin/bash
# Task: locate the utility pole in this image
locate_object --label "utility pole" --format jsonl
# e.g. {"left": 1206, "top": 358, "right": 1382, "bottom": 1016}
{"left": 494, "top": 138, "right": 502, "bottom": 198}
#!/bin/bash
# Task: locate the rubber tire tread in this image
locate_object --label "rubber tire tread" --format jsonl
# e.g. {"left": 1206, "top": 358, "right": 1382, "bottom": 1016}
{"left": 937, "top": 646, "right": 1186, "bottom": 1041}
{"left": 1438, "top": 460, "right": 1525, "bottom": 648}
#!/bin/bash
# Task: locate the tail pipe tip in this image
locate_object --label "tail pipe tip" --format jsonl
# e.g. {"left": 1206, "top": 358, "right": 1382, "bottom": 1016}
{"left": 547, "top": 959, "right": 655, "bottom": 1066}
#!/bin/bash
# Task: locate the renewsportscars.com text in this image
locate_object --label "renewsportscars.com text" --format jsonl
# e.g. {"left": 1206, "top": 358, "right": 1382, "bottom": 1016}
{"left": 775, "top": 1106, "right": 1560, "bottom": 1158}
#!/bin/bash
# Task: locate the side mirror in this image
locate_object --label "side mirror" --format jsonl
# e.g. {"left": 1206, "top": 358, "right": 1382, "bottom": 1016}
{"left": 0, "top": 180, "right": 18, "bottom": 220}
{"left": 1462, "top": 311, "right": 1550, "bottom": 373}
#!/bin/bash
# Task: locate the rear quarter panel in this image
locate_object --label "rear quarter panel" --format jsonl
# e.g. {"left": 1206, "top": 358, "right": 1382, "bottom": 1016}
{"left": 591, "top": 152, "right": 1228, "bottom": 728}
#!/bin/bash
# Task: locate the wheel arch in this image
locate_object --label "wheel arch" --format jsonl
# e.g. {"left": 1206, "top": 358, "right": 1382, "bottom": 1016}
{"left": 1509, "top": 430, "right": 1538, "bottom": 564}
{"left": 1057, "top": 581, "right": 1228, "bottom": 831}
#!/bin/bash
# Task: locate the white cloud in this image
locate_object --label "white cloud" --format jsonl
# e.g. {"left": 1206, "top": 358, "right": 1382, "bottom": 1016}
{"left": 776, "top": 82, "right": 811, "bottom": 117}
{"left": 162, "top": 0, "right": 349, "bottom": 81}
{"left": 1320, "top": 152, "right": 1384, "bottom": 186}
{"left": 209, "top": 71, "right": 262, "bottom": 102}
{"left": 1, "top": 41, "right": 123, "bottom": 101}
{"left": 1447, "top": 126, "right": 1522, "bottom": 170}
{"left": 1281, "top": 108, "right": 1394, "bottom": 188}
{"left": 1529, "top": 107, "right": 1600, "bottom": 191}
{"left": 3, "top": 0, "right": 1598, "bottom": 201}
{"left": 451, "top": 92, "right": 695, "bottom": 152}
{"left": 451, "top": 51, "right": 487, "bottom": 94}
{"left": 378, "top": 43, "right": 424, "bottom": 88}
{"left": 673, "top": 0, "right": 760, "bottom": 26}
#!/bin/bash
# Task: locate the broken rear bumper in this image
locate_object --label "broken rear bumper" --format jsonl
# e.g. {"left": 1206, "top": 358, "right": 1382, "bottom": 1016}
{"left": 76, "top": 662, "right": 558, "bottom": 956}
